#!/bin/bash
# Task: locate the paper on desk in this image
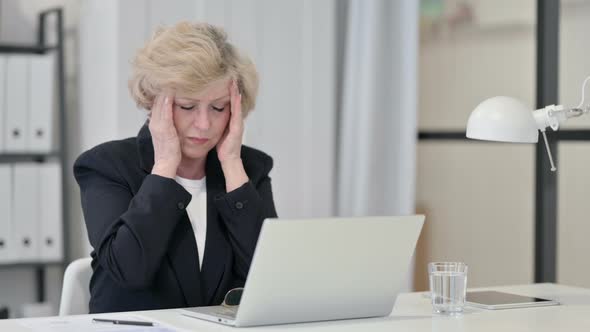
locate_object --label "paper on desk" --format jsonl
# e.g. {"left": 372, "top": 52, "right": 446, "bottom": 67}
{"left": 18, "top": 314, "right": 182, "bottom": 332}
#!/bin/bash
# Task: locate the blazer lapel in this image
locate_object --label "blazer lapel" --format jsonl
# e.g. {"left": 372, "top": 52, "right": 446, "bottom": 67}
{"left": 167, "top": 215, "right": 204, "bottom": 307}
{"left": 200, "top": 151, "right": 231, "bottom": 305}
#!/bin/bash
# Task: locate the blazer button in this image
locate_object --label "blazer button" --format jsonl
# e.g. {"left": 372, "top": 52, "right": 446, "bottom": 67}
{"left": 235, "top": 202, "right": 244, "bottom": 209}
{"left": 177, "top": 202, "right": 186, "bottom": 210}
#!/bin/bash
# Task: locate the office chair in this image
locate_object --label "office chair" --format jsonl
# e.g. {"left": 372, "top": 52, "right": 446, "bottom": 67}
{"left": 59, "top": 257, "right": 92, "bottom": 316}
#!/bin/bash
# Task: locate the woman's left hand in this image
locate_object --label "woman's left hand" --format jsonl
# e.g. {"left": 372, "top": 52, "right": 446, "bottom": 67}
{"left": 217, "top": 79, "right": 249, "bottom": 192}
{"left": 216, "top": 79, "right": 244, "bottom": 164}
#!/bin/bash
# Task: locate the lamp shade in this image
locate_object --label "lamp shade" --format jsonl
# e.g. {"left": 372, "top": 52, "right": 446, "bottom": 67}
{"left": 466, "top": 96, "right": 539, "bottom": 143}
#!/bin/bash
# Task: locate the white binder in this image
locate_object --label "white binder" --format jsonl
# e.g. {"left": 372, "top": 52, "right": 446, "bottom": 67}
{"left": 28, "top": 53, "right": 56, "bottom": 153}
{"left": 39, "top": 162, "right": 63, "bottom": 261}
{"left": 4, "top": 56, "right": 29, "bottom": 153}
{"left": 0, "top": 165, "right": 14, "bottom": 263}
{"left": 0, "top": 56, "right": 6, "bottom": 152}
{"left": 13, "top": 163, "right": 39, "bottom": 261}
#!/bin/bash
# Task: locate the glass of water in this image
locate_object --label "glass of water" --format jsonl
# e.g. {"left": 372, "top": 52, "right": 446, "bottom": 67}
{"left": 428, "top": 262, "right": 468, "bottom": 315}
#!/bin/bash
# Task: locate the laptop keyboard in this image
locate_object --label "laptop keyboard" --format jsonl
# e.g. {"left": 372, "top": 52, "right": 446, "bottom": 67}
{"left": 214, "top": 306, "right": 238, "bottom": 319}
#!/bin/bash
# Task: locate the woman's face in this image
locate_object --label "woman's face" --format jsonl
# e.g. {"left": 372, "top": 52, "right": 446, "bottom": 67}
{"left": 173, "top": 78, "right": 231, "bottom": 160}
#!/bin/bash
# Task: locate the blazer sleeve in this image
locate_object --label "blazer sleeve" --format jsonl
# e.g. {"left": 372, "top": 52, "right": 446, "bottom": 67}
{"left": 212, "top": 155, "right": 278, "bottom": 281}
{"left": 74, "top": 148, "right": 192, "bottom": 289}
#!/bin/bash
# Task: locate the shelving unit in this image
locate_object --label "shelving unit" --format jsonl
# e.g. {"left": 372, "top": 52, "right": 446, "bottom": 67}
{"left": 0, "top": 7, "right": 68, "bottom": 307}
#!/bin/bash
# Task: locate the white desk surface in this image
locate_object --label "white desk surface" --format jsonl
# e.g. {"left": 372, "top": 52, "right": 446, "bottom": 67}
{"left": 3, "top": 283, "right": 590, "bottom": 331}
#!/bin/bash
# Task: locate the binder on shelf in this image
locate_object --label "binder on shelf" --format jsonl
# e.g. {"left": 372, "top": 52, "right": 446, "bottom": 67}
{"left": 0, "top": 8, "right": 66, "bottom": 304}
{"left": 0, "top": 56, "right": 6, "bottom": 153}
{"left": 28, "top": 52, "right": 57, "bottom": 153}
{"left": 0, "top": 165, "right": 14, "bottom": 263}
{"left": 13, "top": 163, "right": 39, "bottom": 261}
{"left": 4, "top": 56, "right": 29, "bottom": 153}
{"left": 39, "top": 162, "right": 63, "bottom": 261}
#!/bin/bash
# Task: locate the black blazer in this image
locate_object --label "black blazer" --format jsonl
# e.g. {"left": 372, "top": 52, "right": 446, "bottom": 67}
{"left": 73, "top": 124, "right": 277, "bottom": 313}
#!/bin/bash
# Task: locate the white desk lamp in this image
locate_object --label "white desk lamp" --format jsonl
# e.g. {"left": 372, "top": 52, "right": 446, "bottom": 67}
{"left": 466, "top": 77, "right": 590, "bottom": 172}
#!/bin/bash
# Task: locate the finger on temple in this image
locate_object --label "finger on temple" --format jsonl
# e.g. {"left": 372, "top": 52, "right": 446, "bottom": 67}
{"left": 162, "top": 93, "right": 173, "bottom": 121}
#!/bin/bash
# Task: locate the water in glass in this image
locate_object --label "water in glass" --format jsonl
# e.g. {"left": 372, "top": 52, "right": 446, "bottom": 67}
{"left": 429, "top": 269, "right": 467, "bottom": 314}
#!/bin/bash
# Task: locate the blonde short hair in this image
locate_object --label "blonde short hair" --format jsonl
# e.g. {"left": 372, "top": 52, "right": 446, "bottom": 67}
{"left": 129, "top": 22, "right": 258, "bottom": 116}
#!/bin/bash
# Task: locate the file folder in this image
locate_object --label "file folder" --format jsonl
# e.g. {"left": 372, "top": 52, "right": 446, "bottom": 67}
{"left": 13, "top": 163, "right": 39, "bottom": 261}
{"left": 0, "top": 165, "right": 14, "bottom": 263}
{"left": 39, "top": 162, "right": 62, "bottom": 261}
{"left": 29, "top": 53, "right": 56, "bottom": 153}
{"left": 4, "top": 56, "right": 29, "bottom": 153}
{"left": 0, "top": 56, "right": 5, "bottom": 152}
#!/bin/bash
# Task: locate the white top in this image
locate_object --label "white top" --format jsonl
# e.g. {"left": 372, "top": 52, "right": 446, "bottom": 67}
{"left": 174, "top": 175, "right": 207, "bottom": 270}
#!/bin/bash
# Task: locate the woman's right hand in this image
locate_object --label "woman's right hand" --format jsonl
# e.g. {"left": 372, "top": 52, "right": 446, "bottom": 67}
{"left": 149, "top": 93, "right": 181, "bottom": 178}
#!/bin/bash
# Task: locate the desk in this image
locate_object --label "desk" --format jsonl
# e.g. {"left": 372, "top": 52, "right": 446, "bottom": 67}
{"left": 2, "top": 283, "right": 590, "bottom": 331}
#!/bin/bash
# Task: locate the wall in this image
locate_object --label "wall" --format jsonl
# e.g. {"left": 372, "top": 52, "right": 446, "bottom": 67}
{"left": 415, "top": 0, "right": 537, "bottom": 289}
{"left": 416, "top": 0, "right": 590, "bottom": 289}
{"left": 557, "top": 1, "right": 590, "bottom": 288}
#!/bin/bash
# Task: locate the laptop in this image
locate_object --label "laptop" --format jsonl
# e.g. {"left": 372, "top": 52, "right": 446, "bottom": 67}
{"left": 179, "top": 215, "right": 425, "bottom": 327}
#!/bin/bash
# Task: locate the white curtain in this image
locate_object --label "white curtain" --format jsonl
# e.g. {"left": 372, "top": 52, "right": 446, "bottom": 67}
{"left": 337, "top": 0, "right": 419, "bottom": 218}
{"left": 337, "top": 0, "right": 419, "bottom": 292}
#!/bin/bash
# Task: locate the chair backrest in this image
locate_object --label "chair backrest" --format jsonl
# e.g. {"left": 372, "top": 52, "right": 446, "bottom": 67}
{"left": 59, "top": 257, "right": 92, "bottom": 316}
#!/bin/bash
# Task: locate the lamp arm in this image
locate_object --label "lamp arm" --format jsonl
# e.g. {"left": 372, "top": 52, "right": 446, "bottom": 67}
{"left": 563, "top": 106, "right": 590, "bottom": 118}
{"left": 533, "top": 105, "right": 566, "bottom": 131}
{"left": 532, "top": 105, "right": 566, "bottom": 172}
{"left": 533, "top": 102, "right": 590, "bottom": 131}
{"left": 531, "top": 104, "right": 590, "bottom": 172}
{"left": 532, "top": 74, "right": 590, "bottom": 132}
{"left": 532, "top": 103, "right": 590, "bottom": 172}
{"left": 540, "top": 130, "right": 557, "bottom": 172}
